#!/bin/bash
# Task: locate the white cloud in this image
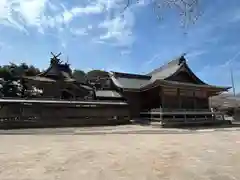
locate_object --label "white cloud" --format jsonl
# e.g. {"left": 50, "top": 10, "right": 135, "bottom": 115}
{"left": 229, "top": 8, "right": 240, "bottom": 23}
{"left": 104, "top": 64, "right": 125, "bottom": 72}
{"left": 98, "top": 8, "right": 135, "bottom": 47}
{"left": 0, "top": 41, "right": 11, "bottom": 50}
{"left": 0, "top": 0, "right": 102, "bottom": 32}
{"left": 61, "top": 41, "right": 66, "bottom": 48}
{"left": 54, "top": 4, "right": 103, "bottom": 25}
{"left": 120, "top": 49, "right": 131, "bottom": 55}
{"left": 0, "top": 0, "right": 25, "bottom": 32}
{"left": 0, "top": 0, "right": 49, "bottom": 33}
{"left": 186, "top": 49, "right": 207, "bottom": 59}
{"left": 16, "top": 0, "right": 47, "bottom": 26}
{"left": 93, "top": 0, "right": 150, "bottom": 47}
{"left": 144, "top": 53, "right": 162, "bottom": 66}
{"left": 70, "top": 28, "right": 88, "bottom": 36}
{"left": 0, "top": 0, "right": 148, "bottom": 47}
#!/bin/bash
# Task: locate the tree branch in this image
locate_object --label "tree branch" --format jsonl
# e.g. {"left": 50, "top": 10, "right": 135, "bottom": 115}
{"left": 122, "top": 0, "right": 200, "bottom": 27}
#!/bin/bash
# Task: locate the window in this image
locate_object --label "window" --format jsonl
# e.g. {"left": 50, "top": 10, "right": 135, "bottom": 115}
{"left": 180, "top": 90, "right": 194, "bottom": 97}
{"left": 162, "top": 87, "right": 177, "bottom": 96}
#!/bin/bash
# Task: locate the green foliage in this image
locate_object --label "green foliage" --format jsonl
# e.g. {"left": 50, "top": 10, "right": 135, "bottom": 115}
{"left": 0, "top": 63, "right": 40, "bottom": 79}
{"left": 73, "top": 69, "right": 86, "bottom": 83}
{"left": 0, "top": 66, "right": 12, "bottom": 80}
{"left": 86, "top": 70, "right": 108, "bottom": 80}
{"left": 1, "top": 80, "right": 21, "bottom": 97}
{"left": 0, "top": 61, "right": 107, "bottom": 97}
{"left": 0, "top": 62, "right": 40, "bottom": 97}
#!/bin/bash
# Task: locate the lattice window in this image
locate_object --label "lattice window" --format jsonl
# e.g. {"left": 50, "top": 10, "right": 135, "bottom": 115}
{"left": 162, "top": 87, "right": 177, "bottom": 96}
{"left": 180, "top": 90, "right": 194, "bottom": 97}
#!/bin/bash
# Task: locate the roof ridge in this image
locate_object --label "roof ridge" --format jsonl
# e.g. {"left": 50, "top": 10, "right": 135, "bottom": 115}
{"left": 112, "top": 71, "right": 151, "bottom": 79}
{"left": 113, "top": 72, "right": 146, "bottom": 75}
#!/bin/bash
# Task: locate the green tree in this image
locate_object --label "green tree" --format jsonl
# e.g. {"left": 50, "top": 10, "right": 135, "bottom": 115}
{"left": 25, "top": 65, "right": 40, "bottom": 76}
{"left": 0, "top": 65, "right": 12, "bottom": 80}
{"left": 1, "top": 80, "right": 21, "bottom": 97}
{"left": 73, "top": 69, "right": 86, "bottom": 83}
{"left": 0, "top": 62, "right": 40, "bottom": 97}
{"left": 86, "top": 70, "right": 109, "bottom": 81}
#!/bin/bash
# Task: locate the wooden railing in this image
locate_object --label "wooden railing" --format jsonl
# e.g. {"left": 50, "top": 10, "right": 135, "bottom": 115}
{"left": 141, "top": 108, "right": 224, "bottom": 116}
{"left": 150, "top": 108, "right": 211, "bottom": 112}
{"left": 140, "top": 107, "right": 226, "bottom": 125}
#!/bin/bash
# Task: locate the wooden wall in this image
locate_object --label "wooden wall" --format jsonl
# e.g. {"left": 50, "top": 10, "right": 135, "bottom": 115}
{"left": 122, "top": 91, "right": 141, "bottom": 119}
{"left": 160, "top": 87, "right": 210, "bottom": 110}
{"left": 195, "top": 98, "right": 209, "bottom": 109}
{"left": 0, "top": 101, "right": 130, "bottom": 129}
{"left": 234, "top": 109, "right": 240, "bottom": 121}
{"left": 141, "top": 86, "right": 161, "bottom": 110}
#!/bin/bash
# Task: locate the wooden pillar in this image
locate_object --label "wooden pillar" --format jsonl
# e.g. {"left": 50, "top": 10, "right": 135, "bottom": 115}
{"left": 193, "top": 91, "right": 196, "bottom": 109}
{"left": 160, "top": 87, "right": 164, "bottom": 109}
{"left": 178, "top": 88, "right": 181, "bottom": 109}
{"left": 206, "top": 91, "right": 210, "bottom": 110}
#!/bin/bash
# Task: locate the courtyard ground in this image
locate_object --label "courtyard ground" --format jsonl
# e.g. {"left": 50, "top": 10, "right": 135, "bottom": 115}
{"left": 0, "top": 125, "right": 239, "bottom": 180}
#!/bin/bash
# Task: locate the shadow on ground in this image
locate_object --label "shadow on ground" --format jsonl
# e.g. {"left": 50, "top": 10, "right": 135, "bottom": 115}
{"left": 161, "top": 123, "right": 240, "bottom": 130}
{"left": 0, "top": 121, "right": 239, "bottom": 135}
{"left": 133, "top": 119, "right": 240, "bottom": 130}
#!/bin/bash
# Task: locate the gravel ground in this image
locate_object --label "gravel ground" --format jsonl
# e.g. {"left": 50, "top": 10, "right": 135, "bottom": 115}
{"left": 0, "top": 127, "right": 239, "bottom": 180}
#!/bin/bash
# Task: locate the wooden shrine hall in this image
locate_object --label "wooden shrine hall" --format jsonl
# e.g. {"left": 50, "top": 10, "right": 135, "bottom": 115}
{"left": 106, "top": 55, "right": 231, "bottom": 124}
{"left": 21, "top": 53, "right": 231, "bottom": 125}
{"left": 23, "top": 53, "right": 94, "bottom": 100}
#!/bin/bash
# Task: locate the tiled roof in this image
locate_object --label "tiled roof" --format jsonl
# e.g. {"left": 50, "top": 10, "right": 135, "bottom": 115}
{"left": 110, "top": 56, "right": 186, "bottom": 90}
{"left": 61, "top": 71, "right": 72, "bottom": 79}
{"left": 141, "top": 79, "right": 231, "bottom": 91}
{"left": 64, "top": 78, "right": 76, "bottom": 82}
{"left": 79, "top": 84, "right": 93, "bottom": 90}
{"left": 39, "top": 62, "right": 74, "bottom": 80}
{"left": 112, "top": 71, "right": 150, "bottom": 79}
{"left": 24, "top": 58, "right": 77, "bottom": 83}
{"left": 95, "top": 90, "right": 123, "bottom": 98}
{"left": 23, "top": 76, "right": 56, "bottom": 82}
{"left": 109, "top": 56, "right": 186, "bottom": 90}
{"left": 110, "top": 71, "right": 151, "bottom": 89}
{"left": 110, "top": 55, "right": 230, "bottom": 92}
{"left": 111, "top": 76, "right": 150, "bottom": 89}
{"left": 148, "top": 56, "right": 184, "bottom": 79}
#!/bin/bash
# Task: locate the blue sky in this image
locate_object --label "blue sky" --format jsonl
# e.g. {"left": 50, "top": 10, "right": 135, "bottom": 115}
{"left": 0, "top": 0, "right": 240, "bottom": 92}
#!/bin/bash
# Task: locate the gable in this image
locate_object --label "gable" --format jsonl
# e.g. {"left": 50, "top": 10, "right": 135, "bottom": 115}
{"left": 167, "top": 70, "right": 199, "bottom": 83}
{"left": 166, "top": 64, "right": 206, "bottom": 85}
